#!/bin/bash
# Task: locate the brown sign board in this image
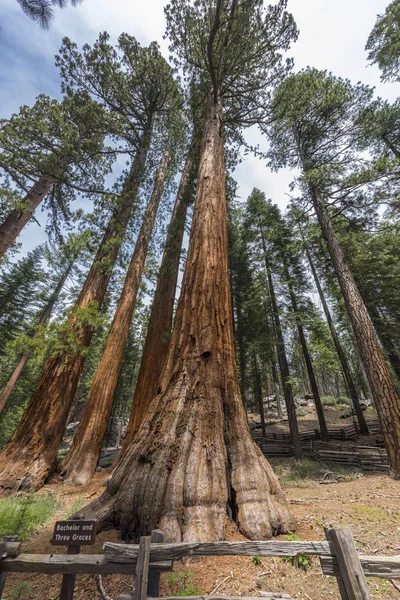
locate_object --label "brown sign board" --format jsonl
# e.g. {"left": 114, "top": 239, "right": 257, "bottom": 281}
{"left": 52, "top": 520, "right": 97, "bottom": 546}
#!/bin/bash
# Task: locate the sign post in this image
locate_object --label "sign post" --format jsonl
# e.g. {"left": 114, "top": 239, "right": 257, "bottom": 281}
{"left": 51, "top": 514, "right": 97, "bottom": 600}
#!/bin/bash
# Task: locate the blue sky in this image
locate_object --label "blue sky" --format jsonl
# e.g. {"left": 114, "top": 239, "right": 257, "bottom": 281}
{"left": 0, "top": 0, "right": 398, "bottom": 256}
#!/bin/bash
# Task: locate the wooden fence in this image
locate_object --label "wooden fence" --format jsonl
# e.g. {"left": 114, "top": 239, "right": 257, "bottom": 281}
{"left": 252, "top": 420, "right": 389, "bottom": 472}
{"left": 1, "top": 527, "right": 400, "bottom": 600}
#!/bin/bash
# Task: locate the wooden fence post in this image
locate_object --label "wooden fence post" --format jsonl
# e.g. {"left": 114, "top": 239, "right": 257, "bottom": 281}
{"left": 148, "top": 530, "right": 164, "bottom": 598}
{"left": 326, "top": 527, "right": 370, "bottom": 600}
{"left": 59, "top": 514, "right": 82, "bottom": 600}
{"left": 134, "top": 536, "right": 151, "bottom": 600}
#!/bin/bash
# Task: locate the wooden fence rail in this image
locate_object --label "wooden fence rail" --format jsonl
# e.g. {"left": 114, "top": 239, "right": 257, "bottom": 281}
{"left": 1, "top": 527, "right": 400, "bottom": 600}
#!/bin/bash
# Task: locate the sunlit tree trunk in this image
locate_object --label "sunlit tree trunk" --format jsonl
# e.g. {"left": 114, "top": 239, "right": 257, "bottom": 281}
{"left": 122, "top": 150, "right": 193, "bottom": 449}
{"left": 79, "top": 97, "right": 293, "bottom": 541}
{"left": 305, "top": 246, "right": 369, "bottom": 436}
{"left": 61, "top": 149, "right": 170, "bottom": 486}
{"left": 0, "top": 129, "right": 152, "bottom": 492}
{"left": 311, "top": 189, "right": 400, "bottom": 477}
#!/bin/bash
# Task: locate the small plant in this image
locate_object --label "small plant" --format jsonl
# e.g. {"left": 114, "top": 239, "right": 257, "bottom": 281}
{"left": 283, "top": 533, "right": 311, "bottom": 571}
{"left": 252, "top": 555, "right": 263, "bottom": 566}
{"left": 9, "top": 581, "right": 33, "bottom": 599}
{"left": 321, "top": 395, "right": 339, "bottom": 407}
{"left": 67, "top": 497, "right": 86, "bottom": 517}
{"left": 296, "top": 408, "right": 307, "bottom": 417}
{"left": 166, "top": 570, "right": 202, "bottom": 596}
{"left": 0, "top": 493, "right": 58, "bottom": 540}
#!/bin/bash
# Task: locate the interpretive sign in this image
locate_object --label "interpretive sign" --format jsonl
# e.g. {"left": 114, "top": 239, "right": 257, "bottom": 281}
{"left": 52, "top": 520, "right": 97, "bottom": 546}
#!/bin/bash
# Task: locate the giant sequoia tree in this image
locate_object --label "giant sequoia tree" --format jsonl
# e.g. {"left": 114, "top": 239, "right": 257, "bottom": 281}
{"left": 80, "top": 0, "right": 298, "bottom": 541}
{"left": 266, "top": 69, "right": 400, "bottom": 477}
{"left": 0, "top": 36, "right": 181, "bottom": 492}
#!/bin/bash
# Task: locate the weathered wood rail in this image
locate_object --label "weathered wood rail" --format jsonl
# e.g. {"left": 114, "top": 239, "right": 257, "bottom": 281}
{"left": 252, "top": 419, "right": 389, "bottom": 472}
{"left": 1, "top": 526, "right": 399, "bottom": 600}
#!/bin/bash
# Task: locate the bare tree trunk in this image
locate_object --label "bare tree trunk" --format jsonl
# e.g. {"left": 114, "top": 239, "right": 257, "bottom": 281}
{"left": 0, "top": 258, "right": 74, "bottom": 415}
{"left": 282, "top": 259, "right": 329, "bottom": 441}
{"left": 365, "top": 303, "right": 400, "bottom": 383}
{"left": 271, "top": 360, "right": 283, "bottom": 419}
{"left": 122, "top": 150, "right": 193, "bottom": 449}
{"left": 0, "top": 130, "right": 152, "bottom": 492}
{"left": 311, "top": 190, "right": 400, "bottom": 477}
{"left": 305, "top": 247, "right": 369, "bottom": 436}
{"left": 259, "top": 226, "right": 302, "bottom": 458}
{"left": 79, "top": 97, "right": 293, "bottom": 541}
{"left": 61, "top": 150, "right": 170, "bottom": 486}
{"left": 253, "top": 351, "right": 266, "bottom": 439}
{"left": 0, "top": 174, "right": 59, "bottom": 258}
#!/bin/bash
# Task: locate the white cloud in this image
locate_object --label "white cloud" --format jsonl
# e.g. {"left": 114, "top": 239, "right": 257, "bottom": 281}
{"left": 0, "top": 0, "right": 396, "bottom": 250}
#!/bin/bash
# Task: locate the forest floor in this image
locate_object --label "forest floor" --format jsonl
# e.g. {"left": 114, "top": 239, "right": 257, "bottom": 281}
{"left": 2, "top": 407, "right": 399, "bottom": 600}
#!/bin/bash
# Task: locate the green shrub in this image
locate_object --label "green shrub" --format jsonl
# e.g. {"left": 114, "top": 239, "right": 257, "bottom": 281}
{"left": 0, "top": 493, "right": 58, "bottom": 540}
{"left": 252, "top": 555, "right": 263, "bottom": 566}
{"left": 283, "top": 533, "right": 311, "bottom": 571}
{"left": 166, "top": 570, "right": 202, "bottom": 596}
{"left": 296, "top": 408, "right": 307, "bottom": 417}
{"left": 338, "top": 396, "right": 351, "bottom": 406}
{"left": 321, "top": 395, "right": 339, "bottom": 407}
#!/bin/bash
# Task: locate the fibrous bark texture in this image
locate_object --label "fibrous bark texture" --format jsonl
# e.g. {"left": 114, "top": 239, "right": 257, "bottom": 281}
{"left": 123, "top": 150, "right": 192, "bottom": 448}
{"left": 80, "top": 98, "right": 293, "bottom": 542}
{"left": 0, "top": 134, "right": 151, "bottom": 493}
{"left": 61, "top": 150, "right": 170, "bottom": 486}
{"left": 0, "top": 174, "right": 57, "bottom": 259}
{"left": 305, "top": 247, "right": 369, "bottom": 436}
{"left": 312, "top": 190, "right": 400, "bottom": 478}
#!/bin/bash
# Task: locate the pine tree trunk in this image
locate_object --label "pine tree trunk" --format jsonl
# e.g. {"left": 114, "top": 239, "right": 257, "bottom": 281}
{"left": 79, "top": 97, "right": 293, "bottom": 541}
{"left": 0, "top": 130, "right": 152, "bottom": 492}
{"left": 305, "top": 247, "right": 369, "bottom": 436}
{"left": 61, "top": 150, "right": 170, "bottom": 486}
{"left": 282, "top": 260, "right": 329, "bottom": 441}
{"left": 311, "top": 190, "right": 400, "bottom": 477}
{"left": 0, "top": 258, "right": 74, "bottom": 416}
{"left": 235, "top": 292, "right": 248, "bottom": 410}
{"left": 259, "top": 227, "right": 302, "bottom": 458}
{"left": 271, "top": 360, "right": 283, "bottom": 419}
{"left": 122, "top": 150, "right": 193, "bottom": 448}
{"left": 0, "top": 175, "right": 58, "bottom": 258}
{"left": 365, "top": 303, "right": 400, "bottom": 382}
{"left": 253, "top": 352, "right": 266, "bottom": 439}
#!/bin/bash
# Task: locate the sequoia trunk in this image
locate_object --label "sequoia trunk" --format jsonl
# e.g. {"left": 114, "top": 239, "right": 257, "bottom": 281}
{"left": 123, "top": 151, "right": 193, "bottom": 448}
{"left": 0, "top": 129, "right": 152, "bottom": 492}
{"left": 0, "top": 159, "right": 69, "bottom": 258}
{"left": 61, "top": 149, "right": 170, "bottom": 486}
{"left": 311, "top": 190, "right": 400, "bottom": 477}
{"left": 282, "top": 259, "right": 329, "bottom": 441}
{"left": 0, "top": 258, "right": 74, "bottom": 416}
{"left": 79, "top": 97, "right": 293, "bottom": 541}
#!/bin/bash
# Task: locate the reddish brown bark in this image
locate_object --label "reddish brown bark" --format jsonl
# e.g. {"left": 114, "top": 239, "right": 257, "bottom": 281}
{"left": 123, "top": 151, "right": 193, "bottom": 449}
{"left": 311, "top": 190, "right": 400, "bottom": 478}
{"left": 80, "top": 98, "right": 293, "bottom": 542}
{"left": 305, "top": 246, "right": 369, "bottom": 436}
{"left": 0, "top": 175, "right": 57, "bottom": 258}
{"left": 61, "top": 150, "right": 170, "bottom": 486}
{"left": 0, "top": 132, "right": 151, "bottom": 492}
{"left": 0, "top": 258, "right": 74, "bottom": 416}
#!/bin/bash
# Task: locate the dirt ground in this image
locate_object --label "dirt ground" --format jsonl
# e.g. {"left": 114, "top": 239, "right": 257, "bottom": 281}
{"left": 1, "top": 464, "right": 399, "bottom": 600}
{"left": 1, "top": 407, "right": 399, "bottom": 600}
